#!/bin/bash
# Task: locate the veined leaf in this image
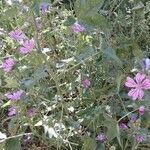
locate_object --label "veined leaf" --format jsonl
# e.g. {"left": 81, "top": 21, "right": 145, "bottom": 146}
{"left": 1, "top": 7, "right": 18, "bottom": 20}
{"left": 64, "top": 16, "right": 76, "bottom": 26}
{"left": 74, "top": 0, "right": 108, "bottom": 27}
{"left": 75, "top": 46, "right": 97, "bottom": 62}
{"left": 132, "top": 43, "right": 143, "bottom": 60}
{"left": 4, "top": 77, "right": 19, "bottom": 88}
{"left": 82, "top": 137, "right": 97, "bottom": 150}
{"left": 103, "top": 47, "right": 122, "bottom": 67}
{"left": 5, "top": 137, "right": 21, "bottom": 150}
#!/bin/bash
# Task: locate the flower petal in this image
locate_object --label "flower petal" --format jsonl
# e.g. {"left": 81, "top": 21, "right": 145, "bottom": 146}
{"left": 142, "top": 58, "right": 150, "bottom": 70}
{"left": 29, "top": 39, "right": 35, "bottom": 49}
{"left": 141, "top": 79, "right": 150, "bottom": 89}
{"left": 139, "top": 106, "right": 145, "bottom": 115}
{"left": 128, "top": 88, "right": 135, "bottom": 96}
{"left": 138, "top": 89, "right": 144, "bottom": 99}
{"left": 128, "top": 88, "right": 139, "bottom": 100}
{"left": 5, "top": 93, "right": 13, "bottom": 99}
{"left": 125, "top": 77, "right": 137, "bottom": 88}
{"left": 20, "top": 47, "right": 29, "bottom": 54}
{"left": 135, "top": 73, "right": 145, "bottom": 84}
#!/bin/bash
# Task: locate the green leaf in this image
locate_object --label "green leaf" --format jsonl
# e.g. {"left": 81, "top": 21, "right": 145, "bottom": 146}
{"left": 20, "top": 65, "right": 49, "bottom": 88}
{"left": 132, "top": 2, "right": 144, "bottom": 11}
{"left": 20, "top": 79, "right": 33, "bottom": 88}
{"left": 143, "top": 92, "right": 150, "bottom": 106}
{"left": 44, "top": 0, "right": 52, "bottom": 3}
{"left": 131, "top": 43, "right": 143, "bottom": 60}
{"left": 103, "top": 114, "right": 123, "bottom": 148}
{"left": 74, "top": 0, "right": 108, "bottom": 27}
{"left": 116, "top": 74, "right": 125, "bottom": 93}
{"left": 75, "top": 0, "right": 102, "bottom": 17}
{"left": 75, "top": 46, "right": 97, "bottom": 62}
{"left": 101, "top": 36, "right": 122, "bottom": 67}
{"left": 32, "top": 2, "right": 40, "bottom": 16}
{"left": 64, "top": 16, "right": 76, "bottom": 26}
{"left": 82, "top": 137, "right": 97, "bottom": 150}
{"left": 5, "top": 137, "right": 21, "bottom": 150}
{"left": 4, "top": 77, "right": 19, "bottom": 88}
{"left": 96, "top": 143, "right": 105, "bottom": 150}
{"left": 103, "top": 47, "right": 122, "bottom": 67}
{"left": 116, "top": 124, "right": 122, "bottom": 149}
{"left": 103, "top": 114, "right": 116, "bottom": 140}
{"left": 27, "top": 52, "right": 47, "bottom": 66}
{"left": 32, "top": 66, "right": 49, "bottom": 82}
{"left": 1, "top": 7, "right": 18, "bottom": 20}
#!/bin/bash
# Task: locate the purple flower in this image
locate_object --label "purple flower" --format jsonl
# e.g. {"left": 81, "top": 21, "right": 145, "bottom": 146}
{"left": 27, "top": 108, "right": 35, "bottom": 118}
{"left": 119, "top": 123, "right": 128, "bottom": 130}
{"left": 125, "top": 73, "right": 150, "bottom": 100}
{"left": 8, "top": 106, "right": 16, "bottom": 117}
{"left": 142, "top": 58, "right": 150, "bottom": 70}
{"left": 1, "top": 58, "right": 15, "bottom": 73}
{"left": 135, "top": 135, "right": 146, "bottom": 143}
{"left": 82, "top": 79, "right": 91, "bottom": 89}
{"left": 71, "top": 22, "right": 85, "bottom": 33}
{"left": 5, "top": 90, "right": 23, "bottom": 101}
{"left": 9, "top": 29, "right": 26, "bottom": 41}
{"left": 39, "top": 2, "right": 49, "bottom": 14}
{"left": 130, "top": 114, "right": 138, "bottom": 122}
{"left": 19, "top": 39, "right": 35, "bottom": 54}
{"left": 139, "top": 106, "right": 145, "bottom": 115}
{"left": 95, "top": 133, "right": 106, "bottom": 142}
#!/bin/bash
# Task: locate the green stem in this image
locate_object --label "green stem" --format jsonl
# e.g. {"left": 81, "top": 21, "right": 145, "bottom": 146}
{"left": 117, "top": 109, "right": 138, "bottom": 123}
{"left": 32, "top": 11, "right": 42, "bottom": 53}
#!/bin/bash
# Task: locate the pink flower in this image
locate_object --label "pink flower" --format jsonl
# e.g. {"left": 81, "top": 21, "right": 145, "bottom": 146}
{"left": 119, "top": 123, "right": 128, "bottom": 130}
{"left": 135, "top": 135, "right": 146, "bottom": 142}
{"left": 130, "top": 114, "right": 138, "bottom": 122}
{"left": 139, "top": 106, "right": 145, "bottom": 115}
{"left": 82, "top": 79, "right": 91, "bottom": 89}
{"left": 125, "top": 73, "right": 150, "bottom": 100}
{"left": 1, "top": 58, "right": 15, "bottom": 73}
{"left": 8, "top": 106, "right": 16, "bottom": 117}
{"left": 71, "top": 22, "right": 85, "bottom": 33}
{"left": 40, "top": 2, "right": 49, "bottom": 14}
{"left": 9, "top": 29, "right": 26, "bottom": 41}
{"left": 5, "top": 90, "right": 23, "bottom": 101}
{"left": 19, "top": 39, "right": 35, "bottom": 54}
{"left": 95, "top": 133, "right": 106, "bottom": 142}
{"left": 142, "top": 58, "right": 150, "bottom": 70}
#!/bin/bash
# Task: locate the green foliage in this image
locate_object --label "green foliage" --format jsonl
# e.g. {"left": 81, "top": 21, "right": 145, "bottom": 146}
{"left": 82, "top": 137, "right": 97, "bottom": 150}
{"left": 5, "top": 137, "right": 21, "bottom": 150}
{"left": 74, "top": 0, "right": 108, "bottom": 27}
{"left": 0, "top": 0, "right": 150, "bottom": 150}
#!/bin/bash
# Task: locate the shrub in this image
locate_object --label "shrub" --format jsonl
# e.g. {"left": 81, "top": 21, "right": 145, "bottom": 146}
{"left": 0, "top": 0, "right": 150, "bottom": 149}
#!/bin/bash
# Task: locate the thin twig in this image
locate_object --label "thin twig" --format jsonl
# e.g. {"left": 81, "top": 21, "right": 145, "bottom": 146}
{"left": 0, "top": 133, "right": 32, "bottom": 143}
{"left": 117, "top": 109, "right": 138, "bottom": 123}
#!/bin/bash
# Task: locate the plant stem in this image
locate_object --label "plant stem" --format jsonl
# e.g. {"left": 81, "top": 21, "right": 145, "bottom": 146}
{"left": 32, "top": 11, "right": 42, "bottom": 53}
{"left": 117, "top": 109, "right": 138, "bottom": 123}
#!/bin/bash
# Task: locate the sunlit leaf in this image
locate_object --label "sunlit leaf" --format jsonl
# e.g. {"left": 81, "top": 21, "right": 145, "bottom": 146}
{"left": 82, "top": 137, "right": 97, "bottom": 150}
{"left": 74, "top": 0, "right": 108, "bottom": 27}
{"left": 5, "top": 137, "right": 21, "bottom": 150}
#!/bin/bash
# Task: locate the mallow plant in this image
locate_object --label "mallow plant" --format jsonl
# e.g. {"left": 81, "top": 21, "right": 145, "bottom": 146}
{"left": 0, "top": 0, "right": 150, "bottom": 150}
